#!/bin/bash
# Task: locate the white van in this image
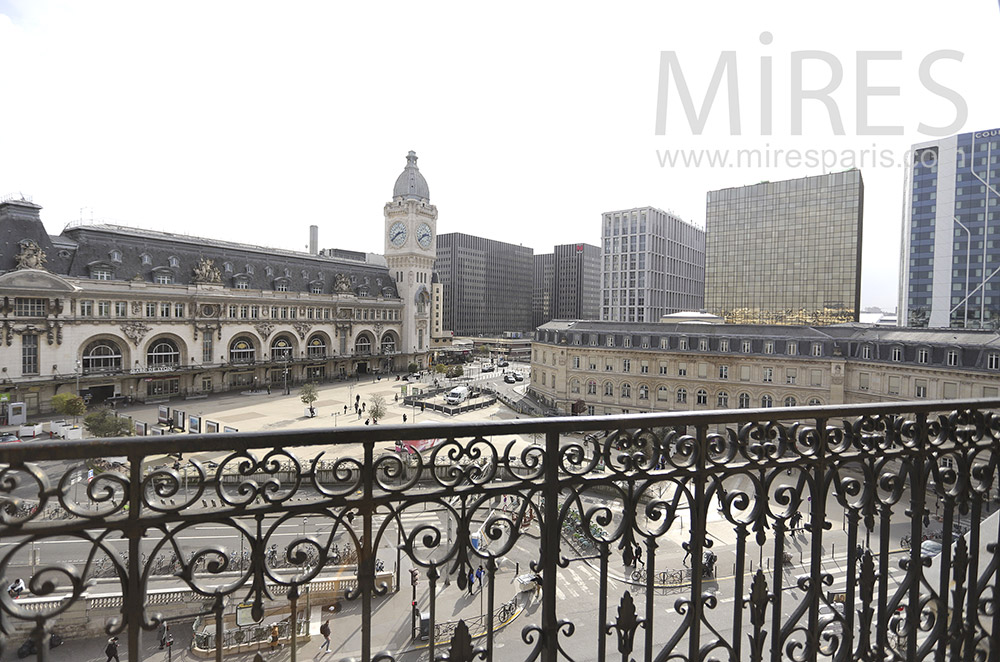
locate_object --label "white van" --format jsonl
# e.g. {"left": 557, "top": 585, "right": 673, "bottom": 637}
{"left": 445, "top": 385, "right": 470, "bottom": 405}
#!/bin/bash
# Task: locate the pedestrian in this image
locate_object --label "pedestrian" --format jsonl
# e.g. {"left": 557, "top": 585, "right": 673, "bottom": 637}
{"left": 362, "top": 402, "right": 366, "bottom": 412}
{"left": 270, "top": 623, "right": 280, "bottom": 655}
{"left": 365, "top": 418, "right": 370, "bottom": 425}
{"left": 319, "top": 619, "right": 331, "bottom": 653}
{"left": 403, "top": 414, "right": 407, "bottom": 423}
{"left": 105, "top": 637, "right": 120, "bottom": 662}
{"left": 267, "top": 384, "right": 271, "bottom": 395}
{"left": 394, "top": 393, "right": 399, "bottom": 402}
{"left": 343, "top": 404, "right": 347, "bottom": 414}
{"left": 476, "top": 564, "right": 484, "bottom": 588}
{"left": 357, "top": 410, "right": 362, "bottom": 419}
{"left": 158, "top": 622, "right": 168, "bottom": 649}
{"left": 634, "top": 543, "right": 644, "bottom": 567}
{"left": 682, "top": 544, "right": 691, "bottom": 566}
{"left": 468, "top": 570, "right": 475, "bottom": 595}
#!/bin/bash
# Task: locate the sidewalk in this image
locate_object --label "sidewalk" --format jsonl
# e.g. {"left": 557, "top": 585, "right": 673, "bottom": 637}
{"left": 0, "top": 562, "right": 532, "bottom": 662}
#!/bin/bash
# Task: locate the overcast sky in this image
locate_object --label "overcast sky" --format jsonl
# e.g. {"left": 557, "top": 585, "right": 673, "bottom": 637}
{"left": 1, "top": 1, "right": 996, "bottom": 311}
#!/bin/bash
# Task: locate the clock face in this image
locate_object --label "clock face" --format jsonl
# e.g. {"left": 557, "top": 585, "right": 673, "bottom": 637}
{"left": 389, "top": 221, "right": 407, "bottom": 248}
{"left": 416, "top": 222, "right": 432, "bottom": 248}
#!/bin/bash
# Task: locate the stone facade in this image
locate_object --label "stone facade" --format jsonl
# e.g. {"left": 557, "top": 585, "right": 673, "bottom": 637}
{"left": 0, "top": 195, "right": 408, "bottom": 415}
{"left": 529, "top": 320, "right": 1000, "bottom": 415}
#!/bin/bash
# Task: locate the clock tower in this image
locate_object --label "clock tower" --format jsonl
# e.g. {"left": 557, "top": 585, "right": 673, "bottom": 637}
{"left": 384, "top": 151, "right": 437, "bottom": 369}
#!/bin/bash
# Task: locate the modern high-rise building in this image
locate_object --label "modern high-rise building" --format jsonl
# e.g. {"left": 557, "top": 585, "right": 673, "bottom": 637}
{"left": 705, "top": 170, "right": 864, "bottom": 325}
{"left": 899, "top": 128, "right": 1000, "bottom": 329}
{"left": 435, "top": 233, "right": 533, "bottom": 336}
{"left": 553, "top": 243, "right": 601, "bottom": 321}
{"left": 533, "top": 243, "right": 601, "bottom": 328}
{"left": 532, "top": 253, "right": 554, "bottom": 330}
{"left": 600, "top": 207, "right": 705, "bottom": 323}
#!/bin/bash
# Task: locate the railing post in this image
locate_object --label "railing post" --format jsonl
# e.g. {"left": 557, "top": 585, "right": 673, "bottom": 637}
{"left": 126, "top": 449, "right": 144, "bottom": 660}
{"left": 541, "top": 429, "right": 561, "bottom": 662}
{"left": 360, "top": 439, "right": 375, "bottom": 661}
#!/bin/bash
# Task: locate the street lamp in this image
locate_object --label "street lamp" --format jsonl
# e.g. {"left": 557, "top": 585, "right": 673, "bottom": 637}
{"left": 74, "top": 359, "right": 81, "bottom": 395}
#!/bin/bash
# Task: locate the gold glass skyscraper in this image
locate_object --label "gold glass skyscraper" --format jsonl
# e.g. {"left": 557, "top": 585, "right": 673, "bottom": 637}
{"left": 705, "top": 170, "right": 864, "bottom": 325}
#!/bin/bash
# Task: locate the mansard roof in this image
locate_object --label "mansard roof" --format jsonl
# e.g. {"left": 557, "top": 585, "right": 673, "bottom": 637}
{"left": 52, "top": 224, "right": 399, "bottom": 298}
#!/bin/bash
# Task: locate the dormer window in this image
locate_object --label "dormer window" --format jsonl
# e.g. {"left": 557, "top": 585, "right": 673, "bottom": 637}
{"left": 265, "top": 266, "right": 273, "bottom": 277}
{"left": 109, "top": 250, "right": 122, "bottom": 263}
{"left": 302, "top": 270, "right": 309, "bottom": 279}
{"left": 224, "top": 262, "right": 233, "bottom": 273}
{"left": 234, "top": 276, "right": 250, "bottom": 290}
{"left": 168, "top": 256, "right": 180, "bottom": 268}
{"left": 92, "top": 269, "right": 113, "bottom": 281}
{"left": 246, "top": 264, "right": 254, "bottom": 275}
{"left": 861, "top": 344, "right": 872, "bottom": 359}
{"left": 318, "top": 272, "right": 325, "bottom": 281}
{"left": 141, "top": 253, "right": 152, "bottom": 265}
{"left": 274, "top": 277, "right": 290, "bottom": 292}
{"left": 891, "top": 346, "right": 902, "bottom": 362}
{"left": 284, "top": 268, "right": 292, "bottom": 278}
{"left": 309, "top": 282, "right": 323, "bottom": 294}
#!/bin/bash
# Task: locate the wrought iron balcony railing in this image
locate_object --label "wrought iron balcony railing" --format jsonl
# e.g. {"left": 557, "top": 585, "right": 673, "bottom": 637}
{"left": 1, "top": 399, "right": 998, "bottom": 662}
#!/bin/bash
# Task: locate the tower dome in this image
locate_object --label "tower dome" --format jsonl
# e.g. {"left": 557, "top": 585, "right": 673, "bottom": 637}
{"left": 392, "top": 151, "right": 430, "bottom": 202}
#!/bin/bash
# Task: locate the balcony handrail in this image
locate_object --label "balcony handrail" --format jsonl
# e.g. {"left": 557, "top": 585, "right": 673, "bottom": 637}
{"left": 3, "top": 398, "right": 997, "bottom": 462}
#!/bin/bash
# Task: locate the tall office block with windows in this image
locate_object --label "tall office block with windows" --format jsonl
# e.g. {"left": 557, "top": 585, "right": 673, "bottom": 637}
{"left": 600, "top": 207, "right": 705, "bottom": 322}
{"left": 899, "top": 128, "right": 1000, "bottom": 328}
{"left": 706, "top": 170, "right": 864, "bottom": 325}
{"left": 435, "top": 233, "right": 533, "bottom": 335}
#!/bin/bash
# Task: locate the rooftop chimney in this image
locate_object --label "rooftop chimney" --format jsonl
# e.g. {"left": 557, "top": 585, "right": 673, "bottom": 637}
{"left": 309, "top": 225, "right": 318, "bottom": 255}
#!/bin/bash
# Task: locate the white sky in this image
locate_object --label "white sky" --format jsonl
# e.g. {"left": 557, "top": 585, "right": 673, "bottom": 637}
{"left": 1, "top": 1, "right": 997, "bottom": 311}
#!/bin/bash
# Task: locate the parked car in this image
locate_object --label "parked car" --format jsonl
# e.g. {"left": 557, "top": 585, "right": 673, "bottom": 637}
{"left": 481, "top": 365, "right": 495, "bottom": 372}
{"left": 497, "top": 360, "right": 509, "bottom": 367}
{"left": 0, "top": 433, "right": 21, "bottom": 443}
{"left": 514, "top": 373, "right": 524, "bottom": 382}
{"left": 920, "top": 540, "right": 943, "bottom": 559}
{"left": 504, "top": 374, "right": 516, "bottom": 384}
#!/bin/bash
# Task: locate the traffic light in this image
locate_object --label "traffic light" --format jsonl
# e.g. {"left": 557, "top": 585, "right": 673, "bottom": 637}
{"left": 410, "top": 568, "right": 419, "bottom": 586}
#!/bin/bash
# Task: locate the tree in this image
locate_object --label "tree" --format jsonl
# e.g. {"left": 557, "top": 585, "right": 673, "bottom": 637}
{"left": 434, "top": 364, "right": 448, "bottom": 374}
{"left": 407, "top": 362, "right": 418, "bottom": 374}
{"left": 84, "top": 408, "right": 132, "bottom": 438}
{"left": 446, "top": 365, "right": 464, "bottom": 379}
{"left": 299, "top": 383, "right": 318, "bottom": 416}
{"left": 51, "top": 393, "right": 86, "bottom": 424}
{"left": 368, "top": 394, "right": 387, "bottom": 424}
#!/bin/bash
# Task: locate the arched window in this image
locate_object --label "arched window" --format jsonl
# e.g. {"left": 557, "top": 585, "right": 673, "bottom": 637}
{"left": 381, "top": 334, "right": 397, "bottom": 354}
{"left": 808, "top": 398, "right": 822, "bottom": 406}
{"left": 271, "top": 336, "right": 293, "bottom": 361}
{"left": 657, "top": 385, "right": 669, "bottom": 400}
{"left": 696, "top": 389, "right": 708, "bottom": 405}
{"left": 571, "top": 379, "right": 581, "bottom": 394}
{"left": 587, "top": 380, "right": 597, "bottom": 395}
{"left": 761, "top": 394, "right": 773, "bottom": 408}
{"left": 784, "top": 396, "right": 797, "bottom": 407}
{"left": 638, "top": 385, "right": 649, "bottom": 400}
{"left": 717, "top": 391, "right": 729, "bottom": 408}
{"left": 355, "top": 335, "right": 372, "bottom": 355}
{"left": 676, "top": 388, "right": 687, "bottom": 404}
{"left": 604, "top": 382, "right": 614, "bottom": 396}
{"left": 147, "top": 339, "right": 179, "bottom": 367}
{"left": 738, "top": 392, "right": 750, "bottom": 408}
{"left": 82, "top": 340, "right": 122, "bottom": 373}
{"left": 229, "top": 337, "right": 256, "bottom": 363}
{"left": 307, "top": 335, "right": 326, "bottom": 359}
{"left": 621, "top": 383, "right": 631, "bottom": 398}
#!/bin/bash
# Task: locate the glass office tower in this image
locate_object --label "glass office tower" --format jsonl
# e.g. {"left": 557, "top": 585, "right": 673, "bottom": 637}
{"left": 706, "top": 170, "right": 864, "bottom": 325}
{"left": 899, "top": 128, "right": 1000, "bottom": 328}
